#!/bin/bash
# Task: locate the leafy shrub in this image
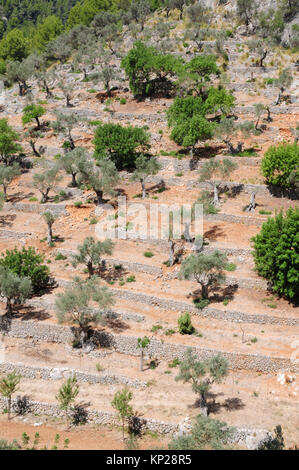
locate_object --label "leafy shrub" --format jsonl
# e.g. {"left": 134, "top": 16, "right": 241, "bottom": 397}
{"left": 55, "top": 253, "right": 67, "bottom": 261}
{"left": 193, "top": 298, "right": 210, "bottom": 310}
{"left": 225, "top": 263, "right": 236, "bottom": 272}
{"left": 178, "top": 312, "right": 194, "bottom": 335}
{"left": 143, "top": 251, "right": 154, "bottom": 258}
{"left": 261, "top": 142, "right": 298, "bottom": 188}
{"left": 252, "top": 208, "right": 299, "bottom": 300}
{"left": 0, "top": 247, "right": 50, "bottom": 294}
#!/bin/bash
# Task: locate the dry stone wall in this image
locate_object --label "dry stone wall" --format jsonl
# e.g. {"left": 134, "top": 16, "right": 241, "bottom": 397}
{"left": 0, "top": 317, "right": 297, "bottom": 374}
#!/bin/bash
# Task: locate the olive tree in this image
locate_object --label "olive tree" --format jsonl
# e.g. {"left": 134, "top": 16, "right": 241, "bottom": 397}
{"left": 199, "top": 158, "right": 237, "bottom": 205}
{"left": 176, "top": 348, "right": 229, "bottom": 416}
{"left": 71, "top": 236, "right": 114, "bottom": 277}
{"left": 0, "top": 266, "right": 32, "bottom": 316}
{"left": 42, "top": 211, "right": 58, "bottom": 245}
{"left": 58, "top": 147, "right": 88, "bottom": 187}
{"left": 180, "top": 251, "right": 228, "bottom": 300}
{"left": 274, "top": 68, "right": 293, "bottom": 105}
{"left": 131, "top": 154, "right": 161, "bottom": 198}
{"left": 55, "top": 276, "right": 114, "bottom": 347}
{"left": 0, "top": 163, "right": 20, "bottom": 201}
{"left": 51, "top": 111, "right": 80, "bottom": 151}
{"left": 78, "top": 157, "right": 119, "bottom": 205}
{"left": 33, "top": 166, "right": 62, "bottom": 203}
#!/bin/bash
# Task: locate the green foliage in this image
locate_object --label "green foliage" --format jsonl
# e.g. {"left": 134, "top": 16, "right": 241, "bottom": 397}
{"left": 0, "top": 372, "right": 20, "bottom": 419}
{"left": 22, "top": 104, "right": 45, "bottom": 129}
{"left": 93, "top": 122, "right": 150, "bottom": 170}
{"left": 0, "top": 162, "right": 20, "bottom": 201}
{"left": 0, "top": 119, "right": 22, "bottom": 166}
{"left": 261, "top": 142, "right": 299, "bottom": 189}
{"left": 169, "top": 415, "right": 233, "bottom": 450}
{"left": 33, "top": 166, "right": 62, "bottom": 203}
{"left": 180, "top": 251, "right": 228, "bottom": 299}
{"left": 0, "top": 29, "right": 30, "bottom": 61}
{"left": 111, "top": 387, "right": 134, "bottom": 440}
{"left": 258, "top": 425, "right": 285, "bottom": 450}
{"left": 71, "top": 236, "right": 114, "bottom": 276}
{"left": 56, "top": 376, "right": 79, "bottom": 428}
{"left": 183, "top": 54, "right": 219, "bottom": 94}
{"left": 33, "top": 15, "right": 63, "bottom": 52}
{"left": 121, "top": 40, "right": 183, "bottom": 98}
{"left": 175, "top": 348, "right": 229, "bottom": 414}
{"left": 55, "top": 276, "right": 114, "bottom": 344}
{"left": 137, "top": 336, "right": 150, "bottom": 349}
{"left": 178, "top": 312, "right": 194, "bottom": 335}
{"left": 0, "top": 246, "right": 50, "bottom": 294}
{"left": 252, "top": 208, "right": 299, "bottom": 300}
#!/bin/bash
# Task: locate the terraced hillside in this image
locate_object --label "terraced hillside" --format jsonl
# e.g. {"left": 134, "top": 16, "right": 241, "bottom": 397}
{"left": 0, "top": 1, "right": 298, "bottom": 450}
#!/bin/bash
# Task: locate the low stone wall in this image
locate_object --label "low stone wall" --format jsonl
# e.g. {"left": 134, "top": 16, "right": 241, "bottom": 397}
{"left": 110, "top": 288, "right": 299, "bottom": 327}
{"left": 0, "top": 396, "right": 176, "bottom": 435}
{"left": 4, "top": 202, "right": 69, "bottom": 216}
{"left": 0, "top": 317, "right": 297, "bottom": 374}
{"left": 0, "top": 397, "right": 275, "bottom": 449}
{"left": 0, "top": 361, "right": 147, "bottom": 389}
{"left": 0, "top": 229, "right": 35, "bottom": 241}
{"left": 27, "top": 297, "right": 145, "bottom": 323}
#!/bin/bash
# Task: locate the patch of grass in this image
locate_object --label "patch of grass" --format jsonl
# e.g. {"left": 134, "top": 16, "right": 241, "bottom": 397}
{"left": 251, "top": 337, "right": 258, "bottom": 343}
{"left": 267, "top": 303, "right": 277, "bottom": 309}
{"left": 225, "top": 263, "right": 237, "bottom": 272}
{"left": 74, "top": 201, "right": 83, "bottom": 208}
{"left": 126, "top": 275, "right": 136, "bottom": 283}
{"left": 193, "top": 298, "right": 210, "bottom": 310}
{"left": 165, "top": 329, "right": 176, "bottom": 336}
{"left": 144, "top": 251, "right": 154, "bottom": 258}
{"left": 175, "top": 172, "right": 183, "bottom": 177}
{"left": 29, "top": 196, "right": 38, "bottom": 202}
{"left": 151, "top": 324, "right": 162, "bottom": 333}
{"left": 55, "top": 253, "right": 67, "bottom": 261}
{"left": 87, "top": 89, "right": 97, "bottom": 93}
{"left": 223, "top": 298, "right": 230, "bottom": 306}
{"left": 90, "top": 218, "right": 98, "bottom": 225}
{"left": 259, "top": 209, "right": 272, "bottom": 215}
{"left": 120, "top": 98, "right": 126, "bottom": 104}
{"left": 233, "top": 149, "right": 258, "bottom": 157}
{"left": 89, "top": 120, "right": 102, "bottom": 126}
{"left": 96, "top": 363, "right": 104, "bottom": 372}
{"left": 168, "top": 358, "right": 180, "bottom": 368}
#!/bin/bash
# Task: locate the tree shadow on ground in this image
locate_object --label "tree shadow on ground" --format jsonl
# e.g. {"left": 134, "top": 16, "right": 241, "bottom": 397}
{"left": 0, "top": 214, "right": 16, "bottom": 227}
{"left": 204, "top": 224, "right": 225, "bottom": 241}
{"left": 9, "top": 192, "right": 35, "bottom": 203}
{"left": 12, "top": 305, "right": 51, "bottom": 321}
{"left": 104, "top": 316, "right": 130, "bottom": 332}
{"left": 99, "top": 262, "right": 128, "bottom": 281}
{"left": 189, "top": 392, "right": 245, "bottom": 415}
{"left": 209, "top": 284, "right": 239, "bottom": 303}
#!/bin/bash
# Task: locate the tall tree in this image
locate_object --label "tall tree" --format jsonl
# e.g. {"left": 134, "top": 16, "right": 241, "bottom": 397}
{"left": 111, "top": 387, "right": 134, "bottom": 440}
{"left": 0, "top": 162, "right": 20, "bottom": 201}
{"left": 0, "top": 265, "right": 32, "bottom": 315}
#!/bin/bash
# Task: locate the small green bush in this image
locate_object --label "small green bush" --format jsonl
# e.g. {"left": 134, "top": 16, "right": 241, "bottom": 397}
{"left": 144, "top": 251, "right": 154, "bottom": 258}
{"left": 178, "top": 312, "right": 194, "bottom": 335}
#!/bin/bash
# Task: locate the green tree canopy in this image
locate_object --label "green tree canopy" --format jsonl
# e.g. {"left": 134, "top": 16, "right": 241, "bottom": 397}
{"left": 252, "top": 207, "right": 299, "bottom": 300}
{"left": 261, "top": 142, "right": 299, "bottom": 189}
{"left": 180, "top": 251, "right": 228, "bottom": 299}
{"left": 55, "top": 276, "right": 114, "bottom": 346}
{"left": 93, "top": 122, "right": 150, "bottom": 170}
{"left": 0, "top": 246, "right": 50, "bottom": 294}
